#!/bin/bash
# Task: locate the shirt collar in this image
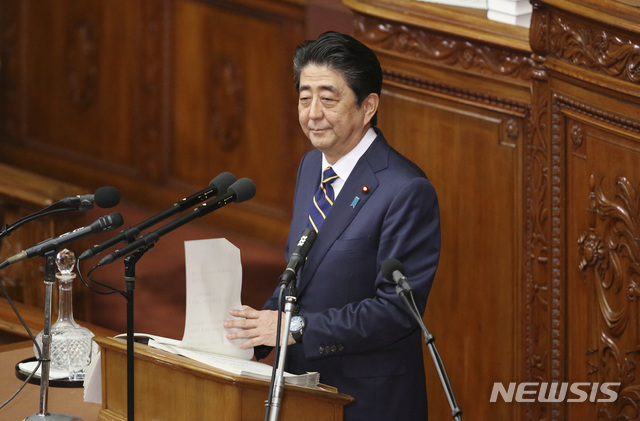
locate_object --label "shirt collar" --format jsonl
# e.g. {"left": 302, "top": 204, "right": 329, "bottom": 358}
{"left": 321, "top": 127, "right": 377, "bottom": 183}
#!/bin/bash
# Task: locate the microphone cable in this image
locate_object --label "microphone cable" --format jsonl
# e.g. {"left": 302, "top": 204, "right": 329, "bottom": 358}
{"left": 77, "top": 259, "right": 126, "bottom": 298}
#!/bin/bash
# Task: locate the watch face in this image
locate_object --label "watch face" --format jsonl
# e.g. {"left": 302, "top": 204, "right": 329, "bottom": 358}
{"left": 290, "top": 316, "right": 303, "bottom": 332}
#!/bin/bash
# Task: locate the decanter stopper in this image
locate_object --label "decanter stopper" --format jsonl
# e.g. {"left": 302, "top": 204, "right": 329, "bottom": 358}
{"left": 56, "top": 248, "right": 76, "bottom": 278}
{"left": 34, "top": 248, "right": 95, "bottom": 381}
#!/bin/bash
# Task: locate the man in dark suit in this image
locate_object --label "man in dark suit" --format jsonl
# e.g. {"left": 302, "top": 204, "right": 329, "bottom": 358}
{"left": 225, "top": 31, "right": 440, "bottom": 420}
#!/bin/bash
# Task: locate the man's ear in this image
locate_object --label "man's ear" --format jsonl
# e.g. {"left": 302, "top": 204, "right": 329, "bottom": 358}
{"left": 362, "top": 93, "right": 379, "bottom": 125}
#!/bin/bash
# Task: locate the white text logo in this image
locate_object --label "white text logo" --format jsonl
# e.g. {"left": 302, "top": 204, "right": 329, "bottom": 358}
{"left": 490, "top": 382, "right": 620, "bottom": 403}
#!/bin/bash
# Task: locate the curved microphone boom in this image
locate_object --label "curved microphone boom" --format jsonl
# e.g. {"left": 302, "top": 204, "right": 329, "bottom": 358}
{"left": 78, "top": 172, "right": 237, "bottom": 260}
{"left": 0, "top": 212, "right": 124, "bottom": 269}
{"left": 382, "top": 257, "right": 463, "bottom": 421}
{"left": 0, "top": 186, "right": 121, "bottom": 240}
{"left": 96, "top": 178, "right": 256, "bottom": 267}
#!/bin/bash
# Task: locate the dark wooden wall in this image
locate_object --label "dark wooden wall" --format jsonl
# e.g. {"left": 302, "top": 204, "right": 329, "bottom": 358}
{"left": 3, "top": 0, "right": 640, "bottom": 420}
{"left": 0, "top": 0, "right": 348, "bottom": 246}
{"left": 0, "top": 164, "right": 90, "bottom": 320}
{"left": 528, "top": 1, "right": 640, "bottom": 420}
{"left": 344, "top": 0, "right": 640, "bottom": 420}
{"left": 344, "top": 1, "right": 531, "bottom": 418}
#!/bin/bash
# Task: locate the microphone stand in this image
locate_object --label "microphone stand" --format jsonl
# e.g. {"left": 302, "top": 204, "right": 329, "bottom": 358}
{"left": 396, "top": 285, "right": 462, "bottom": 421}
{"left": 121, "top": 247, "right": 151, "bottom": 421}
{"left": 24, "top": 250, "right": 83, "bottom": 421}
{"left": 267, "top": 285, "right": 297, "bottom": 421}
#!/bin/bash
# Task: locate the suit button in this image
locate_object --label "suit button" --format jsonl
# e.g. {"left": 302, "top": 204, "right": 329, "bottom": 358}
{"left": 330, "top": 345, "right": 337, "bottom": 353}
{"left": 318, "top": 346, "right": 325, "bottom": 354}
{"left": 338, "top": 344, "right": 344, "bottom": 352}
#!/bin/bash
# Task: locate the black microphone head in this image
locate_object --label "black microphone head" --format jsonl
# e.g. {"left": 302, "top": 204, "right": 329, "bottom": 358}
{"left": 94, "top": 212, "right": 124, "bottom": 232}
{"left": 382, "top": 257, "right": 404, "bottom": 281}
{"left": 209, "top": 172, "right": 237, "bottom": 194}
{"left": 296, "top": 228, "right": 317, "bottom": 252}
{"left": 94, "top": 186, "right": 121, "bottom": 208}
{"left": 109, "top": 212, "right": 124, "bottom": 229}
{"left": 228, "top": 178, "right": 256, "bottom": 203}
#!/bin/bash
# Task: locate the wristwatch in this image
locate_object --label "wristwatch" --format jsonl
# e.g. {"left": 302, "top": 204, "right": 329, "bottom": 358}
{"left": 290, "top": 315, "right": 305, "bottom": 343}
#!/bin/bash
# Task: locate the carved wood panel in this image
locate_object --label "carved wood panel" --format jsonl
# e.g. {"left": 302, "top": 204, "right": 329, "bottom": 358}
{"left": 565, "top": 109, "right": 640, "bottom": 420}
{"left": 525, "top": 28, "right": 554, "bottom": 421}
{"left": 528, "top": 1, "right": 640, "bottom": 419}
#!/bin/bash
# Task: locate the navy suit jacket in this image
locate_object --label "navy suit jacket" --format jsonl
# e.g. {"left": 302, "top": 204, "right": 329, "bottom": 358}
{"left": 259, "top": 129, "right": 440, "bottom": 421}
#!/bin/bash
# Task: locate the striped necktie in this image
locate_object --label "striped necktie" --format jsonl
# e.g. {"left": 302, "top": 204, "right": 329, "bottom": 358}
{"left": 308, "top": 167, "right": 338, "bottom": 232}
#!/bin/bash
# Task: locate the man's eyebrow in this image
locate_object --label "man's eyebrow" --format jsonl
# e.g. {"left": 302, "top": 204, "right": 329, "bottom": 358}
{"left": 299, "top": 84, "right": 339, "bottom": 94}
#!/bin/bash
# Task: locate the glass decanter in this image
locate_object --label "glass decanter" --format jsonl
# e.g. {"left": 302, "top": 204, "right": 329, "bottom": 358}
{"left": 34, "top": 248, "right": 95, "bottom": 380}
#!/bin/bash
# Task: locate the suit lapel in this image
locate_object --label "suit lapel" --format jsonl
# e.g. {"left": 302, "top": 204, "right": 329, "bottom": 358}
{"left": 296, "top": 133, "right": 391, "bottom": 296}
{"left": 290, "top": 153, "right": 321, "bottom": 236}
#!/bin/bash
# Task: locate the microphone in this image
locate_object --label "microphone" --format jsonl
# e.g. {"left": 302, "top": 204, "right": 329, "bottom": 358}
{"left": 279, "top": 228, "right": 317, "bottom": 286}
{"left": 3, "top": 212, "right": 124, "bottom": 266}
{"left": 78, "top": 172, "right": 236, "bottom": 260}
{"left": 96, "top": 178, "right": 255, "bottom": 266}
{"left": 381, "top": 257, "right": 412, "bottom": 294}
{"left": 57, "top": 186, "right": 121, "bottom": 211}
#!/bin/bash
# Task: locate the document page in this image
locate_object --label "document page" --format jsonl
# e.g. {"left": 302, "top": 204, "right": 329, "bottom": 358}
{"left": 178, "top": 238, "right": 253, "bottom": 360}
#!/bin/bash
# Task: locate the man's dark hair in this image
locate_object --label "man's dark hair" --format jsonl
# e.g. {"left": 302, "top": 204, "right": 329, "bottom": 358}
{"left": 293, "top": 31, "right": 383, "bottom": 127}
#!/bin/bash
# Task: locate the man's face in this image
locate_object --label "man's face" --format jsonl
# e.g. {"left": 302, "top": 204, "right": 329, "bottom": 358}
{"left": 298, "top": 64, "right": 373, "bottom": 164}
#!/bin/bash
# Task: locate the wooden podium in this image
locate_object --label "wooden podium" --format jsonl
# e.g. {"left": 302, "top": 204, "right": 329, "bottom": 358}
{"left": 95, "top": 336, "right": 353, "bottom": 421}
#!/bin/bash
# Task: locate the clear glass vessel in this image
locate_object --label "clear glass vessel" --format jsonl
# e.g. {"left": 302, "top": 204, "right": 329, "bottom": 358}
{"left": 34, "top": 249, "right": 94, "bottom": 380}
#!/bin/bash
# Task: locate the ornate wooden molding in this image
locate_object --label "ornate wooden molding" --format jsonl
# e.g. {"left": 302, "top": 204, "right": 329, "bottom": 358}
{"left": 556, "top": 95, "right": 640, "bottom": 135}
{"left": 525, "top": 63, "right": 554, "bottom": 421}
{"left": 569, "top": 123, "right": 583, "bottom": 147}
{"left": 547, "top": 10, "right": 640, "bottom": 84}
{"left": 382, "top": 69, "right": 529, "bottom": 116}
{"left": 354, "top": 14, "right": 535, "bottom": 84}
{"left": 506, "top": 117, "right": 521, "bottom": 141}
{"left": 529, "top": 2, "right": 549, "bottom": 58}
{"left": 544, "top": 87, "right": 566, "bottom": 421}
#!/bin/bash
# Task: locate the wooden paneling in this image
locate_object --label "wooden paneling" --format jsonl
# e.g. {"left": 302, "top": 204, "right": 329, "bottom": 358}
{"left": 0, "top": 0, "right": 307, "bottom": 245}
{"left": 528, "top": 1, "right": 640, "bottom": 419}
{"left": 1, "top": 0, "right": 142, "bottom": 178}
{"left": 172, "top": 0, "right": 307, "bottom": 238}
{"left": 96, "top": 336, "right": 353, "bottom": 420}
{"left": 381, "top": 86, "right": 523, "bottom": 420}
{"left": 0, "top": 164, "right": 90, "bottom": 319}
{"left": 341, "top": 0, "right": 640, "bottom": 418}
{"left": 344, "top": 2, "right": 532, "bottom": 418}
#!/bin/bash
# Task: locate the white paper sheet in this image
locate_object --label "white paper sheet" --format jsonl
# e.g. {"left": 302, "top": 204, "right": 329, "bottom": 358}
{"left": 84, "top": 238, "right": 255, "bottom": 403}
{"left": 179, "top": 238, "right": 253, "bottom": 360}
{"left": 83, "top": 350, "right": 102, "bottom": 403}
